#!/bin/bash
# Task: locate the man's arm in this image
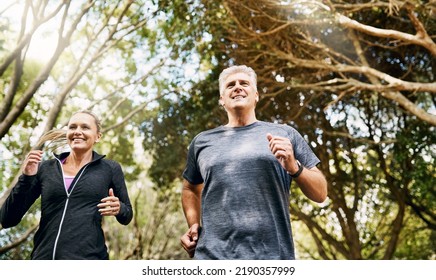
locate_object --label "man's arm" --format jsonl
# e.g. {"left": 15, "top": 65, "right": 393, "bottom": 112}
{"left": 182, "top": 179, "right": 203, "bottom": 226}
{"left": 267, "top": 133, "right": 328, "bottom": 203}
{"left": 180, "top": 179, "right": 203, "bottom": 258}
{"left": 292, "top": 165, "right": 327, "bottom": 203}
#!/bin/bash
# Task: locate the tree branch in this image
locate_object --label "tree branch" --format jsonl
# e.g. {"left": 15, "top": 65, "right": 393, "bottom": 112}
{"left": 335, "top": 12, "right": 436, "bottom": 56}
{"left": 0, "top": 223, "right": 38, "bottom": 255}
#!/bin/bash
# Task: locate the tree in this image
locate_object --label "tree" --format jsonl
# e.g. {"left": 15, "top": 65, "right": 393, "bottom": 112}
{"left": 0, "top": 0, "right": 188, "bottom": 259}
{"left": 221, "top": 0, "right": 436, "bottom": 125}
{"left": 145, "top": 0, "right": 435, "bottom": 259}
{"left": 2, "top": 0, "right": 434, "bottom": 260}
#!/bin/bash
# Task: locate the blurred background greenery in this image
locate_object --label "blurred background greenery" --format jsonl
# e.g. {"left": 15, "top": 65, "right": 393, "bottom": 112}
{"left": 0, "top": 0, "right": 435, "bottom": 259}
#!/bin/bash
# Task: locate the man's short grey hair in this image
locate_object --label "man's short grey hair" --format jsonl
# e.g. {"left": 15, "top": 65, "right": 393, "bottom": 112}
{"left": 218, "top": 65, "right": 257, "bottom": 96}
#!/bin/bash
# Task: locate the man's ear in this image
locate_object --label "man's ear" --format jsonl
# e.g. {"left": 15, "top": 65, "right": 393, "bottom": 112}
{"left": 219, "top": 96, "right": 225, "bottom": 107}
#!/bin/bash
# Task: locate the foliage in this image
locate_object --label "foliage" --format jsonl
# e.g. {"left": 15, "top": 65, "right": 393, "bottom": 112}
{"left": 0, "top": 0, "right": 194, "bottom": 259}
{"left": 142, "top": 69, "right": 227, "bottom": 186}
{"left": 0, "top": 0, "right": 434, "bottom": 260}
{"left": 103, "top": 173, "right": 187, "bottom": 259}
{"left": 144, "top": 0, "right": 436, "bottom": 260}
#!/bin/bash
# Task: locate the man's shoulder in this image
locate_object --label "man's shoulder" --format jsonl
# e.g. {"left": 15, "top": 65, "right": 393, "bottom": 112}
{"left": 257, "top": 121, "right": 297, "bottom": 134}
{"left": 193, "top": 126, "right": 225, "bottom": 140}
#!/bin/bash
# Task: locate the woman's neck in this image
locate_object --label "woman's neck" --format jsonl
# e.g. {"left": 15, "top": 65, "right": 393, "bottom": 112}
{"left": 66, "top": 151, "right": 93, "bottom": 168}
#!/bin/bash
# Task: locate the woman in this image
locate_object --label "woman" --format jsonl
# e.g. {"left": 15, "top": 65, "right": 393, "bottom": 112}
{"left": 0, "top": 111, "right": 133, "bottom": 259}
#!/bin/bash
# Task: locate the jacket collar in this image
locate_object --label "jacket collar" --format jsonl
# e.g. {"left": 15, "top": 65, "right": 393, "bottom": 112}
{"left": 54, "top": 151, "right": 106, "bottom": 163}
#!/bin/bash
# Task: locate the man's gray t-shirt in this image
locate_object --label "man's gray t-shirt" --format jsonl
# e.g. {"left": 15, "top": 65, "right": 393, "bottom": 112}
{"left": 183, "top": 121, "right": 320, "bottom": 259}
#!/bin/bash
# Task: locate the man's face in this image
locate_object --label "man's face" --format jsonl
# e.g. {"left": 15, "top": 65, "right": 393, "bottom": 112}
{"left": 220, "top": 72, "right": 259, "bottom": 112}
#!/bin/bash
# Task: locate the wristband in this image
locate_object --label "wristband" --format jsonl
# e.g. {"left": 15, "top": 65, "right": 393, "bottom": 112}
{"left": 289, "top": 160, "right": 303, "bottom": 178}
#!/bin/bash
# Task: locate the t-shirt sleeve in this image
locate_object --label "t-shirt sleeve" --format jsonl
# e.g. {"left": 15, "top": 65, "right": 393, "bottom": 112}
{"left": 182, "top": 136, "right": 204, "bottom": 185}
{"left": 288, "top": 127, "right": 320, "bottom": 169}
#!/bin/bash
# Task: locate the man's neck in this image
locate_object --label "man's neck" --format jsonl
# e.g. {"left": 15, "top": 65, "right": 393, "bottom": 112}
{"left": 225, "top": 112, "right": 257, "bottom": 127}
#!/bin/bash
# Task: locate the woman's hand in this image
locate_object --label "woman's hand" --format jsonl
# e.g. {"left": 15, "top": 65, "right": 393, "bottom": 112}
{"left": 22, "top": 150, "right": 43, "bottom": 176}
{"left": 98, "top": 188, "right": 120, "bottom": 216}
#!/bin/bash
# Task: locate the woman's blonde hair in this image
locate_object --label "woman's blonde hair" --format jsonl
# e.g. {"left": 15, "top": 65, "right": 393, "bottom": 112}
{"left": 34, "top": 129, "right": 67, "bottom": 151}
{"left": 35, "top": 110, "right": 102, "bottom": 150}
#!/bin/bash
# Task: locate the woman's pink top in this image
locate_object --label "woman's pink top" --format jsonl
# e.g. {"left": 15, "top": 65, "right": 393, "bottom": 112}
{"left": 61, "top": 158, "right": 75, "bottom": 191}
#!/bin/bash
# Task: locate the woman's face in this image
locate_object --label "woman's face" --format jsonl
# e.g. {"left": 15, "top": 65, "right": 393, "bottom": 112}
{"left": 66, "top": 113, "right": 101, "bottom": 154}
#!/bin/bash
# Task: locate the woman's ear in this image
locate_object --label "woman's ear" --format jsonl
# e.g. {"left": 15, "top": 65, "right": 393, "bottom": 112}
{"left": 95, "top": 133, "right": 102, "bottom": 143}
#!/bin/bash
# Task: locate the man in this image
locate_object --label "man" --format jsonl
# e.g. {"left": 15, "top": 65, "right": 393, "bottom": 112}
{"left": 180, "top": 65, "right": 327, "bottom": 259}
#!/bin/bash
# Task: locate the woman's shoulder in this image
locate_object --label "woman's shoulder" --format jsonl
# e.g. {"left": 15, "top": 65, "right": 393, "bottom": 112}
{"left": 39, "top": 157, "right": 59, "bottom": 167}
{"left": 98, "top": 158, "right": 123, "bottom": 172}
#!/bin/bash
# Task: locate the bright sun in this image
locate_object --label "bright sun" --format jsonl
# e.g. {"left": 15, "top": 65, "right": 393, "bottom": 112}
{"left": 2, "top": 0, "right": 59, "bottom": 63}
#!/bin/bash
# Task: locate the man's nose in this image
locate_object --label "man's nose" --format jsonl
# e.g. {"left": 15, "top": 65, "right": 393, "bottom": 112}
{"left": 233, "top": 83, "right": 242, "bottom": 92}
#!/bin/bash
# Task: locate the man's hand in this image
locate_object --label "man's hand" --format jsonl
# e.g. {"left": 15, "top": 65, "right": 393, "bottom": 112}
{"left": 266, "top": 133, "right": 299, "bottom": 174}
{"left": 180, "top": 223, "right": 201, "bottom": 258}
